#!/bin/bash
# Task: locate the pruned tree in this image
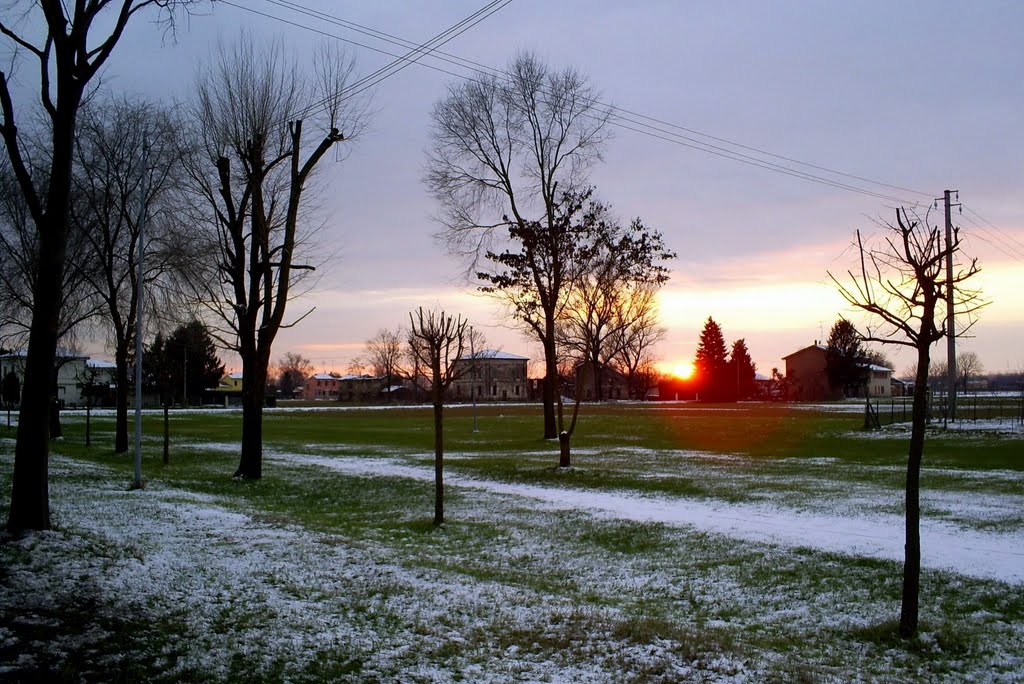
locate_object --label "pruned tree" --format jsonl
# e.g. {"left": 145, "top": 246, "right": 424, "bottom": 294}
{"left": 276, "top": 351, "right": 313, "bottom": 399}
{"left": 830, "top": 207, "right": 984, "bottom": 637}
{"left": 558, "top": 209, "right": 674, "bottom": 401}
{"left": 694, "top": 317, "right": 729, "bottom": 402}
{"left": 826, "top": 318, "right": 867, "bottom": 397}
{"left": 181, "top": 35, "right": 367, "bottom": 479}
{"left": 366, "top": 328, "right": 405, "bottom": 403}
{"left": 70, "top": 95, "right": 188, "bottom": 454}
{"left": 1, "top": 0, "right": 197, "bottom": 533}
{"left": 408, "top": 307, "right": 472, "bottom": 526}
{"left": 426, "top": 52, "right": 611, "bottom": 440}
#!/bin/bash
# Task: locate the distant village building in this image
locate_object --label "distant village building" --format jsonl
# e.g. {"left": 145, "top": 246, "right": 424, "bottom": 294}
{"left": 450, "top": 350, "right": 529, "bottom": 402}
{"left": 782, "top": 343, "right": 893, "bottom": 400}
{"left": 303, "top": 372, "right": 342, "bottom": 400}
{"left": 572, "top": 362, "right": 629, "bottom": 401}
{"left": 865, "top": 364, "right": 894, "bottom": 398}
{"left": 0, "top": 349, "right": 95, "bottom": 408}
{"left": 783, "top": 343, "right": 834, "bottom": 401}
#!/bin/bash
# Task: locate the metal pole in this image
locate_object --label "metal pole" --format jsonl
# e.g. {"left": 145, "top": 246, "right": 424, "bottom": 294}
{"left": 132, "top": 137, "right": 148, "bottom": 489}
{"left": 470, "top": 326, "right": 478, "bottom": 432}
{"left": 944, "top": 190, "right": 957, "bottom": 420}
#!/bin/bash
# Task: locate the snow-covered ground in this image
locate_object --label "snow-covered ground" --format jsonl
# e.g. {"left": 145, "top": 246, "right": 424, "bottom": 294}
{"left": 268, "top": 450, "right": 1024, "bottom": 584}
{"left": 3, "top": 421, "right": 1023, "bottom": 681}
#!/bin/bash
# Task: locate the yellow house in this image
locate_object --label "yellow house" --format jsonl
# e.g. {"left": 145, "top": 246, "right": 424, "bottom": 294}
{"left": 217, "top": 372, "right": 243, "bottom": 392}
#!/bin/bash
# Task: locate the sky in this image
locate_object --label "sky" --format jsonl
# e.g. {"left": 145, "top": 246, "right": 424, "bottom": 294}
{"left": 9, "top": 0, "right": 1024, "bottom": 378}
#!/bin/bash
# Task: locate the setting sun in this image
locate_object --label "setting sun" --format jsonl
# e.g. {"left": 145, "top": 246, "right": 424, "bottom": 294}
{"left": 671, "top": 361, "right": 695, "bottom": 380}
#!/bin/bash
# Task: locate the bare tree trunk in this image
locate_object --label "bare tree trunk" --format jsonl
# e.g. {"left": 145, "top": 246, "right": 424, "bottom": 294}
{"left": 558, "top": 430, "right": 571, "bottom": 468}
{"left": 235, "top": 352, "right": 267, "bottom": 480}
{"left": 432, "top": 379, "right": 444, "bottom": 526}
{"left": 7, "top": 96, "right": 79, "bottom": 532}
{"left": 162, "top": 403, "right": 170, "bottom": 465}
{"left": 114, "top": 345, "right": 130, "bottom": 454}
{"left": 543, "top": 319, "right": 558, "bottom": 439}
{"left": 900, "top": 344, "right": 931, "bottom": 637}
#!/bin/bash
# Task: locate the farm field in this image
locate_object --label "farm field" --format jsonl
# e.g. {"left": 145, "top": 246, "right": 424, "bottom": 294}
{"left": 1, "top": 402, "right": 1023, "bottom": 682}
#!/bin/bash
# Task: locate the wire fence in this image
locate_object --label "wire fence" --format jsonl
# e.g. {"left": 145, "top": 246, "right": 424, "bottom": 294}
{"left": 868, "top": 390, "right": 1024, "bottom": 429}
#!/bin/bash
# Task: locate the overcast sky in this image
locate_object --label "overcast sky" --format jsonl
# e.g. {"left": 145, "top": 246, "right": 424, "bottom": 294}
{"left": 11, "top": 0, "right": 1023, "bottom": 376}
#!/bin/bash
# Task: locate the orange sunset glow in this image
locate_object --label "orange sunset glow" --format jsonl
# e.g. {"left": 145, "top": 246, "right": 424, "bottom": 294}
{"left": 660, "top": 360, "right": 695, "bottom": 380}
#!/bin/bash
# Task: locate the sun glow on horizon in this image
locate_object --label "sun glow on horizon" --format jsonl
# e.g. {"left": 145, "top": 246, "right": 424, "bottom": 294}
{"left": 662, "top": 360, "right": 695, "bottom": 380}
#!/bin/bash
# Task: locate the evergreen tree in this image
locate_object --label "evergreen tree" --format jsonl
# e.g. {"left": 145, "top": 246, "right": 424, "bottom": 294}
{"left": 730, "top": 338, "right": 757, "bottom": 400}
{"left": 694, "top": 317, "right": 729, "bottom": 401}
{"left": 825, "top": 319, "right": 867, "bottom": 397}
{"left": 145, "top": 322, "right": 224, "bottom": 406}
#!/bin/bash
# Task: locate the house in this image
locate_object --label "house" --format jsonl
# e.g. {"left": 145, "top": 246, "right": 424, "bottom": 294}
{"left": 783, "top": 343, "right": 894, "bottom": 400}
{"left": 864, "top": 364, "right": 893, "bottom": 398}
{"left": 214, "top": 372, "right": 244, "bottom": 406}
{"left": 303, "top": 372, "right": 342, "bottom": 400}
{"left": 336, "top": 374, "right": 389, "bottom": 402}
{"left": 572, "top": 361, "right": 629, "bottom": 401}
{"left": 0, "top": 349, "right": 90, "bottom": 407}
{"left": 782, "top": 343, "right": 836, "bottom": 401}
{"left": 81, "top": 358, "right": 118, "bottom": 407}
{"left": 450, "top": 350, "right": 529, "bottom": 402}
{"left": 213, "top": 371, "right": 278, "bottom": 407}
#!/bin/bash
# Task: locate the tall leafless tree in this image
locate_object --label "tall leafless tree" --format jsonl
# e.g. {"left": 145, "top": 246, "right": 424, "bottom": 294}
{"left": 0, "top": 0, "right": 197, "bottom": 533}
{"left": 275, "top": 351, "right": 313, "bottom": 398}
{"left": 426, "top": 52, "right": 611, "bottom": 440}
{"left": 0, "top": 163, "right": 98, "bottom": 350}
{"left": 610, "top": 288, "right": 666, "bottom": 400}
{"left": 831, "top": 207, "right": 984, "bottom": 637}
{"left": 366, "top": 327, "right": 405, "bottom": 402}
{"left": 70, "top": 96, "right": 188, "bottom": 454}
{"left": 181, "top": 35, "right": 367, "bottom": 479}
{"left": 558, "top": 210, "right": 674, "bottom": 401}
{"left": 408, "top": 307, "right": 471, "bottom": 526}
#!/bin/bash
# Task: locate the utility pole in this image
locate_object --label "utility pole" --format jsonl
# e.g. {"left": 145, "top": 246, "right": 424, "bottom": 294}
{"left": 939, "top": 189, "right": 960, "bottom": 420}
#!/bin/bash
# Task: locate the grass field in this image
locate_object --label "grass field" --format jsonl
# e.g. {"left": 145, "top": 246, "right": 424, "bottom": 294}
{"left": 1, "top": 401, "right": 1022, "bottom": 682}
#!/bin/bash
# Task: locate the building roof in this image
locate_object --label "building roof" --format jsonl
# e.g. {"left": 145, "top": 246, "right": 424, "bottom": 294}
{"left": 782, "top": 343, "right": 827, "bottom": 360}
{"left": 311, "top": 372, "right": 339, "bottom": 380}
{"left": 86, "top": 359, "right": 118, "bottom": 369}
{"left": 865, "top": 364, "right": 893, "bottom": 372}
{"left": 461, "top": 349, "right": 529, "bottom": 361}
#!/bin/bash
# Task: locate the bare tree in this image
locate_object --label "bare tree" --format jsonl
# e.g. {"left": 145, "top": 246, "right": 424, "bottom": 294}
{"left": 0, "top": 162, "right": 100, "bottom": 354}
{"left": 70, "top": 96, "right": 187, "bottom": 454}
{"left": 558, "top": 211, "right": 674, "bottom": 401}
{"left": 611, "top": 293, "right": 666, "bottom": 400}
{"left": 426, "top": 52, "right": 611, "bottom": 440}
{"left": 366, "top": 327, "right": 405, "bottom": 402}
{"left": 831, "top": 207, "right": 984, "bottom": 637}
{"left": 181, "top": 35, "right": 367, "bottom": 479}
{"left": 0, "top": 0, "right": 197, "bottom": 533}
{"left": 956, "top": 351, "right": 984, "bottom": 392}
{"left": 276, "top": 351, "right": 313, "bottom": 399}
{"left": 408, "top": 307, "right": 471, "bottom": 526}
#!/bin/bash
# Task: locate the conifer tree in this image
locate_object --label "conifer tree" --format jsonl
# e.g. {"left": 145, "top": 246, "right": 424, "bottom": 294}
{"left": 730, "top": 339, "right": 757, "bottom": 400}
{"left": 694, "top": 317, "right": 729, "bottom": 402}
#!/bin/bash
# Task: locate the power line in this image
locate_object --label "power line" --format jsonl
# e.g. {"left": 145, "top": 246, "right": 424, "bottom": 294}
{"left": 247, "top": 0, "right": 931, "bottom": 205}
{"left": 963, "top": 205, "right": 1024, "bottom": 254}
{"left": 229, "top": 0, "right": 1012, "bottom": 236}
{"left": 217, "top": 0, "right": 510, "bottom": 123}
